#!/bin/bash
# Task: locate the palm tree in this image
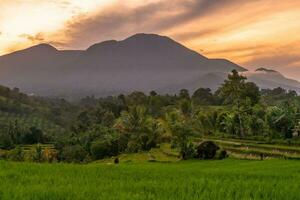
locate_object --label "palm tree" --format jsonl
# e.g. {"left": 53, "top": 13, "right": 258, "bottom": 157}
{"left": 114, "top": 106, "right": 160, "bottom": 151}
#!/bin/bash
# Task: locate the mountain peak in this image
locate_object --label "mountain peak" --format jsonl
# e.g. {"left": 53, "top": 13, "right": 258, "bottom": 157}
{"left": 125, "top": 33, "right": 169, "bottom": 40}
{"left": 123, "top": 33, "right": 175, "bottom": 44}
{"left": 28, "top": 43, "right": 57, "bottom": 51}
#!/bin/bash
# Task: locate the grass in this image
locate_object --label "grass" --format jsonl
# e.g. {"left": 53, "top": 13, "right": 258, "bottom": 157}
{"left": 1, "top": 159, "right": 300, "bottom": 199}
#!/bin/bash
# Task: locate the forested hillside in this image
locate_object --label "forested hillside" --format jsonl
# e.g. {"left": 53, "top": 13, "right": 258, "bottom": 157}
{"left": 1, "top": 70, "right": 300, "bottom": 162}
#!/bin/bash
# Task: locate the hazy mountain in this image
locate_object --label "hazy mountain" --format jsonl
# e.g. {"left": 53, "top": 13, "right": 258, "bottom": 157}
{"left": 0, "top": 33, "right": 299, "bottom": 98}
{"left": 244, "top": 68, "right": 300, "bottom": 92}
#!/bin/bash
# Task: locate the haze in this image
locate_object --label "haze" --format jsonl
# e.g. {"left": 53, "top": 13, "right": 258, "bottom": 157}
{"left": 1, "top": 0, "right": 300, "bottom": 80}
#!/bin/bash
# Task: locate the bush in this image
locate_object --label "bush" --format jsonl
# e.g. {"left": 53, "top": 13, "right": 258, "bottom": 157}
{"left": 61, "top": 145, "right": 87, "bottom": 163}
{"left": 90, "top": 140, "right": 111, "bottom": 159}
{"left": 8, "top": 146, "right": 24, "bottom": 161}
{"left": 126, "top": 141, "right": 141, "bottom": 153}
{"left": 0, "top": 150, "right": 9, "bottom": 160}
{"left": 0, "top": 133, "right": 14, "bottom": 150}
{"left": 181, "top": 142, "right": 195, "bottom": 160}
{"left": 43, "top": 149, "right": 58, "bottom": 163}
{"left": 195, "top": 141, "right": 219, "bottom": 159}
{"left": 22, "top": 127, "right": 43, "bottom": 144}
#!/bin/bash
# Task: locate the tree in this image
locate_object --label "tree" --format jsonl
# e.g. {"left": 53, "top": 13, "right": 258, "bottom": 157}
{"left": 90, "top": 140, "right": 112, "bottom": 159}
{"left": 22, "top": 127, "right": 43, "bottom": 144}
{"left": 243, "top": 82, "right": 260, "bottom": 105}
{"left": 94, "top": 106, "right": 115, "bottom": 127}
{"left": 33, "top": 144, "right": 43, "bottom": 162}
{"left": 149, "top": 90, "right": 157, "bottom": 96}
{"left": 194, "top": 110, "right": 219, "bottom": 135}
{"left": 218, "top": 70, "right": 260, "bottom": 137}
{"left": 266, "top": 101, "right": 300, "bottom": 138}
{"left": 73, "top": 111, "right": 92, "bottom": 133}
{"left": 61, "top": 145, "right": 87, "bottom": 163}
{"left": 127, "top": 91, "right": 147, "bottom": 106}
{"left": 192, "top": 88, "right": 214, "bottom": 105}
{"left": 164, "top": 109, "right": 194, "bottom": 159}
{"left": 179, "top": 89, "right": 190, "bottom": 100}
{"left": 0, "top": 131, "right": 14, "bottom": 150}
{"left": 114, "top": 106, "right": 160, "bottom": 152}
{"left": 8, "top": 120, "right": 23, "bottom": 144}
{"left": 179, "top": 99, "right": 192, "bottom": 117}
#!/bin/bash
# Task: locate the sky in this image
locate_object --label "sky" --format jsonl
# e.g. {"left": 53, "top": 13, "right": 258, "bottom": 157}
{"left": 1, "top": 0, "right": 300, "bottom": 79}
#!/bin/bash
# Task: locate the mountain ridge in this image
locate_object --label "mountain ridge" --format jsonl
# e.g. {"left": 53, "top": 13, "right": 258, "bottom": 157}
{"left": 0, "top": 33, "right": 299, "bottom": 98}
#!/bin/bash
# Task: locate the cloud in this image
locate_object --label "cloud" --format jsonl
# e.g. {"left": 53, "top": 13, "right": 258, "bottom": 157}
{"left": 19, "top": 33, "right": 45, "bottom": 43}
{"left": 57, "top": 0, "right": 248, "bottom": 49}
{"left": 2, "top": 0, "right": 300, "bottom": 81}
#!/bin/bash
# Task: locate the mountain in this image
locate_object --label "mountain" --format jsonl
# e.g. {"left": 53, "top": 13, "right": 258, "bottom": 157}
{"left": 243, "top": 68, "right": 300, "bottom": 92}
{"left": 0, "top": 33, "right": 299, "bottom": 98}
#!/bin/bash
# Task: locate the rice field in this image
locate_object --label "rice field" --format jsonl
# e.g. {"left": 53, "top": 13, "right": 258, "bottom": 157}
{"left": 1, "top": 159, "right": 300, "bottom": 200}
{"left": 205, "top": 138, "right": 300, "bottom": 160}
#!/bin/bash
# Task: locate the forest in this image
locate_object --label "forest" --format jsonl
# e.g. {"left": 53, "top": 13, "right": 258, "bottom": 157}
{"left": 1, "top": 70, "right": 300, "bottom": 163}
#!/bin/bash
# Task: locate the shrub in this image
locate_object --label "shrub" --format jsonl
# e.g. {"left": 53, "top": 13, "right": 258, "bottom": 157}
{"left": 126, "top": 141, "right": 141, "bottom": 153}
{"left": 181, "top": 142, "right": 195, "bottom": 160}
{"left": 22, "top": 127, "right": 43, "bottom": 144}
{"left": 90, "top": 140, "right": 111, "bottom": 159}
{"left": 43, "top": 148, "right": 58, "bottom": 163}
{"left": 0, "top": 133, "right": 14, "bottom": 150}
{"left": 33, "top": 145, "right": 43, "bottom": 162}
{"left": 195, "top": 141, "right": 219, "bottom": 159}
{"left": 61, "top": 145, "right": 87, "bottom": 163}
{"left": 8, "top": 146, "right": 24, "bottom": 161}
{"left": 0, "top": 150, "right": 9, "bottom": 160}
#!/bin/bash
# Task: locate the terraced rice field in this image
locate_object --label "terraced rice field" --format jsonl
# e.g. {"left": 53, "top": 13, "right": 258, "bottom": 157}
{"left": 206, "top": 138, "right": 300, "bottom": 160}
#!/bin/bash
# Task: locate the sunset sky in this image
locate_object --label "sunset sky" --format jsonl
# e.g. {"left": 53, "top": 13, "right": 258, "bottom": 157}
{"left": 1, "top": 0, "right": 300, "bottom": 79}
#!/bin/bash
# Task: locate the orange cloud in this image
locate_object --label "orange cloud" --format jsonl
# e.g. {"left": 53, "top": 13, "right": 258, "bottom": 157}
{"left": 1, "top": 0, "right": 300, "bottom": 80}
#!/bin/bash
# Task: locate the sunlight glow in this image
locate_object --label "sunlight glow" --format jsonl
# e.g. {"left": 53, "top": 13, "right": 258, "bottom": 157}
{"left": 0, "top": 0, "right": 114, "bottom": 54}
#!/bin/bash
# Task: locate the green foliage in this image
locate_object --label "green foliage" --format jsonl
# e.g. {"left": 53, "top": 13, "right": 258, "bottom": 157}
{"left": 7, "top": 146, "right": 24, "bottom": 161}
{"left": 266, "top": 101, "right": 300, "bottom": 138}
{"left": 60, "top": 145, "right": 87, "bottom": 163}
{"left": 192, "top": 88, "right": 214, "bottom": 105}
{"left": 195, "top": 141, "right": 220, "bottom": 159}
{"left": 114, "top": 106, "right": 161, "bottom": 152}
{"left": 2, "top": 70, "right": 300, "bottom": 163}
{"left": 22, "top": 127, "right": 44, "bottom": 144}
{"left": 33, "top": 144, "right": 43, "bottom": 162}
{"left": 164, "top": 109, "right": 194, "bottom": 159}
{"left": 90, "top": 140, "right": 112, "bottom": 159}
{"left": 0, "top": 132, "right": 14, "bottom": 150}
